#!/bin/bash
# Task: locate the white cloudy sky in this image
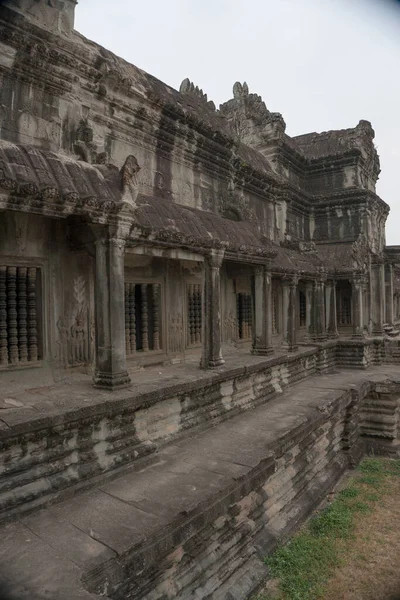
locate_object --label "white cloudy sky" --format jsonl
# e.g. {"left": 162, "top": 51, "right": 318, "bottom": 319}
{"left": 75, "top": 0, "right": 400, "bottom": 244}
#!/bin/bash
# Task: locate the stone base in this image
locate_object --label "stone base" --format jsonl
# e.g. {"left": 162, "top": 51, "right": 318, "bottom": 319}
{"left": 93, "top": 369, "right": 131, "bottom": 390}
{"left": 252, "top": 346, "right": 274, "bottom": 356}
{"left": 200, "top": 356, "right": 225, "bottom": 369}
{"left": 311, "top": 334, "right": 328, "bottom": 343}
{"left": 363, "top": 437, "right": 400, "bottom": 458}
{"left": 327, "top": 331, "right": 339, "bottom": 339}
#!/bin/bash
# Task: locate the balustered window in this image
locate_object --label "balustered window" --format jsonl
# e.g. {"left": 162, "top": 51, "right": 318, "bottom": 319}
{"left": 187, "top": 283, "right": 202, "bottom": 347}
{"left": 272, "top": 289, "right": 278, "bottom": 334}
{"left": 0, "top": 265, "right": 42, "bottom": 367}
{"left": 125, "top": 282, "right": 161, "bottom": 355}
{"left": 299, "top": 290, "right": 306, "bottom": 327}
{"left": 237, "top": 292, "right": 253, "bottom": 340}
{"left": 336, "top": 282, "right": 352, "bottom": 326}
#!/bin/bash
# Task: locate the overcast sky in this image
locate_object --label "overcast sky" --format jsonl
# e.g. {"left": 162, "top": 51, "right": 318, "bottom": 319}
{"left": 75, "top": 0, "right": 400, "bottom": 244}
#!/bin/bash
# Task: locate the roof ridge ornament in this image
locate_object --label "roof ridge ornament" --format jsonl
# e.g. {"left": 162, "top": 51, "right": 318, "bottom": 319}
{"left": 179, "top": 78, "right": 216, "bottom": 111}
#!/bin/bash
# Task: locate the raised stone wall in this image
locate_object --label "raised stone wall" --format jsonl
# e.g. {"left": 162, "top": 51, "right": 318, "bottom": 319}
{"left": 83, "top": 381, "right": 362, "bottom": 600}
{"left": 0, "top": 349, "right": 319, "bottom": 521}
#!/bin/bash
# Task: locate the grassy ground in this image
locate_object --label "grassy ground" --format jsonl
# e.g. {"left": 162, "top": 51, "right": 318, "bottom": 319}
{"left": 254, "top": 457, "right": 400, "bottom": 600}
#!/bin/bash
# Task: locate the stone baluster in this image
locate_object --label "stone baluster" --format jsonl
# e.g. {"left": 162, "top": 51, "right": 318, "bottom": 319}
{"left": 153, "top": 284, "right": 160, "bottom": 351}
{"left": 93, "top": 235, "right": 130, "bottom": 389}
{"left": 7, "top": 267, "right": 19, "bottom": 365}
{"left": 17, "top": 267, "right": 28, "bottom": 362}
{"left": 129, "top": 283, "right": 136, "bottom": 354}
{"left": 201, "top": 250, "right": 225, "bottom": 368}
{"left": 188, "top": 284, "right": 195, "bottom": 345}
{"left": 282, "top": 276, "right": 298, "bottom": 352}
{"left": 252, "top": 265, "right": 273, "bottom": 356}
{"left": 351, "top": 276, "right": 364, "bottom": 338}
{"left": 0, "top": 266, "right": 8, "bottom": 365}
{"left": 27, "top": 267, "right": 38, "bottom": 362}
{"left": 141, "top": 284, "right": 149, "bottom": 352}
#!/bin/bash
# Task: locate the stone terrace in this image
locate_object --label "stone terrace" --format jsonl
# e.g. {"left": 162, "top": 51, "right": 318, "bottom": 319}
{"left": 0, "top": 362, "right": 399, "bottom": 599}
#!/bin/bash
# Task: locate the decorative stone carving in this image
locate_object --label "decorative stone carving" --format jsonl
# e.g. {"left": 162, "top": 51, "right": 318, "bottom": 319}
{"left": 223, "top": 312, "right": 237, "bottom": 343}
{"left": 57, "top": 276, "right": 89, "bottom": 367}
{"left": 220, "top": 82, "right": 286, "bottom": 145}
{"left": 179, "top": 78, "right": 216, "bottom": 111}
{"left": 168, "top": 313, "right": 183, "bottom": 354}
{"left": 120, "top": 155, "right": 141, "bottom": 209}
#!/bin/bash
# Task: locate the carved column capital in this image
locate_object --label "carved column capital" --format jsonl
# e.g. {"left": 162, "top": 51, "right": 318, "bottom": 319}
{"left": 282, "top": 274, "right": 298, "bottom": 288}
{"left": 205, "top": 249, "right": 225, "bottom": 270}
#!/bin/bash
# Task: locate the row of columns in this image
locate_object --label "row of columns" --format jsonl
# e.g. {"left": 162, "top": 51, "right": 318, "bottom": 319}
{"left": 91, "top": 231, "right": 393, "bottom": 390}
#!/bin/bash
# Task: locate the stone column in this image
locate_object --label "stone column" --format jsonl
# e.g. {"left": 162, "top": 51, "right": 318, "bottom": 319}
{"left": 252, "top": 265, "right": 273, "bottom": 356}
{"left": 371, "top": 262, "right": 385, "bottom": 335}
{"left": 327, "top": 279, "right": 339, "bottom": 338}
{"left": 385, "top": 264, "right": 394, "bottom": 326}
{"left": 304, "top": 281, "right": 313, "bottom": 341}
{"left": 282, "top": 277, "right": 298, "bottom": 352}
{"left": 311, "top": 277, "right": 327, "bottom": 342}
{"left": 93, "top": 235, "right": 131, "bottom": 389}
{"left": 351, "top": 277, "right": 364, "bottom": 339}
{"left": 201, "top": 250, "right": 225, "bottom": 368}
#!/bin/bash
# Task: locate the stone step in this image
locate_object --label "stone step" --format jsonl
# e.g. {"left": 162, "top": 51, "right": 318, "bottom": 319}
{"left": 0, "top": 365, "right": 399, "bottom": 600}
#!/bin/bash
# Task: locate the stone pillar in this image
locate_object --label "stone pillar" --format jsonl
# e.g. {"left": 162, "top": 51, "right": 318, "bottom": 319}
{"left": 282, "top": 277, "right": 298, "bottom": 352}
{"left": 327, "top": 280, "right": 339, "bottom": 338}
{"left": 93, "top": 236, "right": 131, "bottom": 389}
{"left": 385, "top": 264, "right": 394, "bottom": 326}
{"left": 304, "top": 281, "right": 313, "bottom": 341}
{"left": 371, "top": 262, "right": 385, "bottom": 335}
{"left": 201, "top": 250, "right": 225, "bottom": 368}
{"left": 351, "top": 277, "right": 364, "bottom": 339}
{"left": 252, "top": 265, "right": 273, "bottom": 356}
{"left": 311, "top": 277, "right": 327, "bottom": 342}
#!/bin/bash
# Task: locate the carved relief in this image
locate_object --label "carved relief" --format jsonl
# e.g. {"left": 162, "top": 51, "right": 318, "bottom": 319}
{"left": 137, "top": 158, "right": 153, "bottom": 194}
{"left": 181, "top": 182, "right": 192, "bottom": 206}
{"left": 154, "top": 171, "right": 165, "bottom": 190}
{"left": 223, "top": 312, "right": 237, "bottom": 344}
{"left": 57, "top": 276, "right": 89, "bottom": 367}
{"left": 168, "top": 313, "right": 183, "bottom": 354}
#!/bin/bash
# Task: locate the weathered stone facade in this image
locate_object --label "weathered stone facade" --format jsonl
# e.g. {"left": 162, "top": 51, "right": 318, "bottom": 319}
{"left": 1, "top": 0, "right": 400, "bottom": 388}
{"left": 0, "top": 3, "right": 400, "bottom": 600}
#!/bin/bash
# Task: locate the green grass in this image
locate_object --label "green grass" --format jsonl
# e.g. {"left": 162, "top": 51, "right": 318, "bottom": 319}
{"left": 254, "top": 458, "right": 400, "bottom": 600}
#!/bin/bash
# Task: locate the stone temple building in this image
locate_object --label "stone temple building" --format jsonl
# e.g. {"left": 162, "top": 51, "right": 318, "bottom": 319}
{"left": 1, "top": 2, "right": 400, "bottom": 600}
{"left": 0, "top": 0, "right": 400, "bottom": 387}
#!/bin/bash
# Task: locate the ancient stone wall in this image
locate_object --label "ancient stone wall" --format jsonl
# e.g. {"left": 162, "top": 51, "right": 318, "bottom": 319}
{"left": 83, "top": 383, "right": 365, "bottom": 600}
{"left": 0, "top": 349, "right": 322, "bottom": 521}
{"left": 0, "top": 212, "right": 94, "bottom": 373}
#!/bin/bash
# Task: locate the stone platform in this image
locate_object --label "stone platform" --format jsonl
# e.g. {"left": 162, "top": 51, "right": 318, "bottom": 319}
{"left": 0, "top": 362, "right": 399, "bottom": 600}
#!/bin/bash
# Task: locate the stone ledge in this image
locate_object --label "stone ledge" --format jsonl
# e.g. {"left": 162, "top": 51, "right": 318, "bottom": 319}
{"left": 0, "top": 365, "right": 399, "bottom": 600}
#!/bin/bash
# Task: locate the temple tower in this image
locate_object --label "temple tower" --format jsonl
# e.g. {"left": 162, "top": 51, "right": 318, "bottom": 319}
{"left": 2, "top": 0, "right": 77, "bottom": 33}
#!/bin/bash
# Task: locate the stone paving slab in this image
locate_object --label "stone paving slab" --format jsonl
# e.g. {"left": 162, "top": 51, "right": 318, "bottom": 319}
{"left": 0, "top": 364, "right": 399, "bottom": 599}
